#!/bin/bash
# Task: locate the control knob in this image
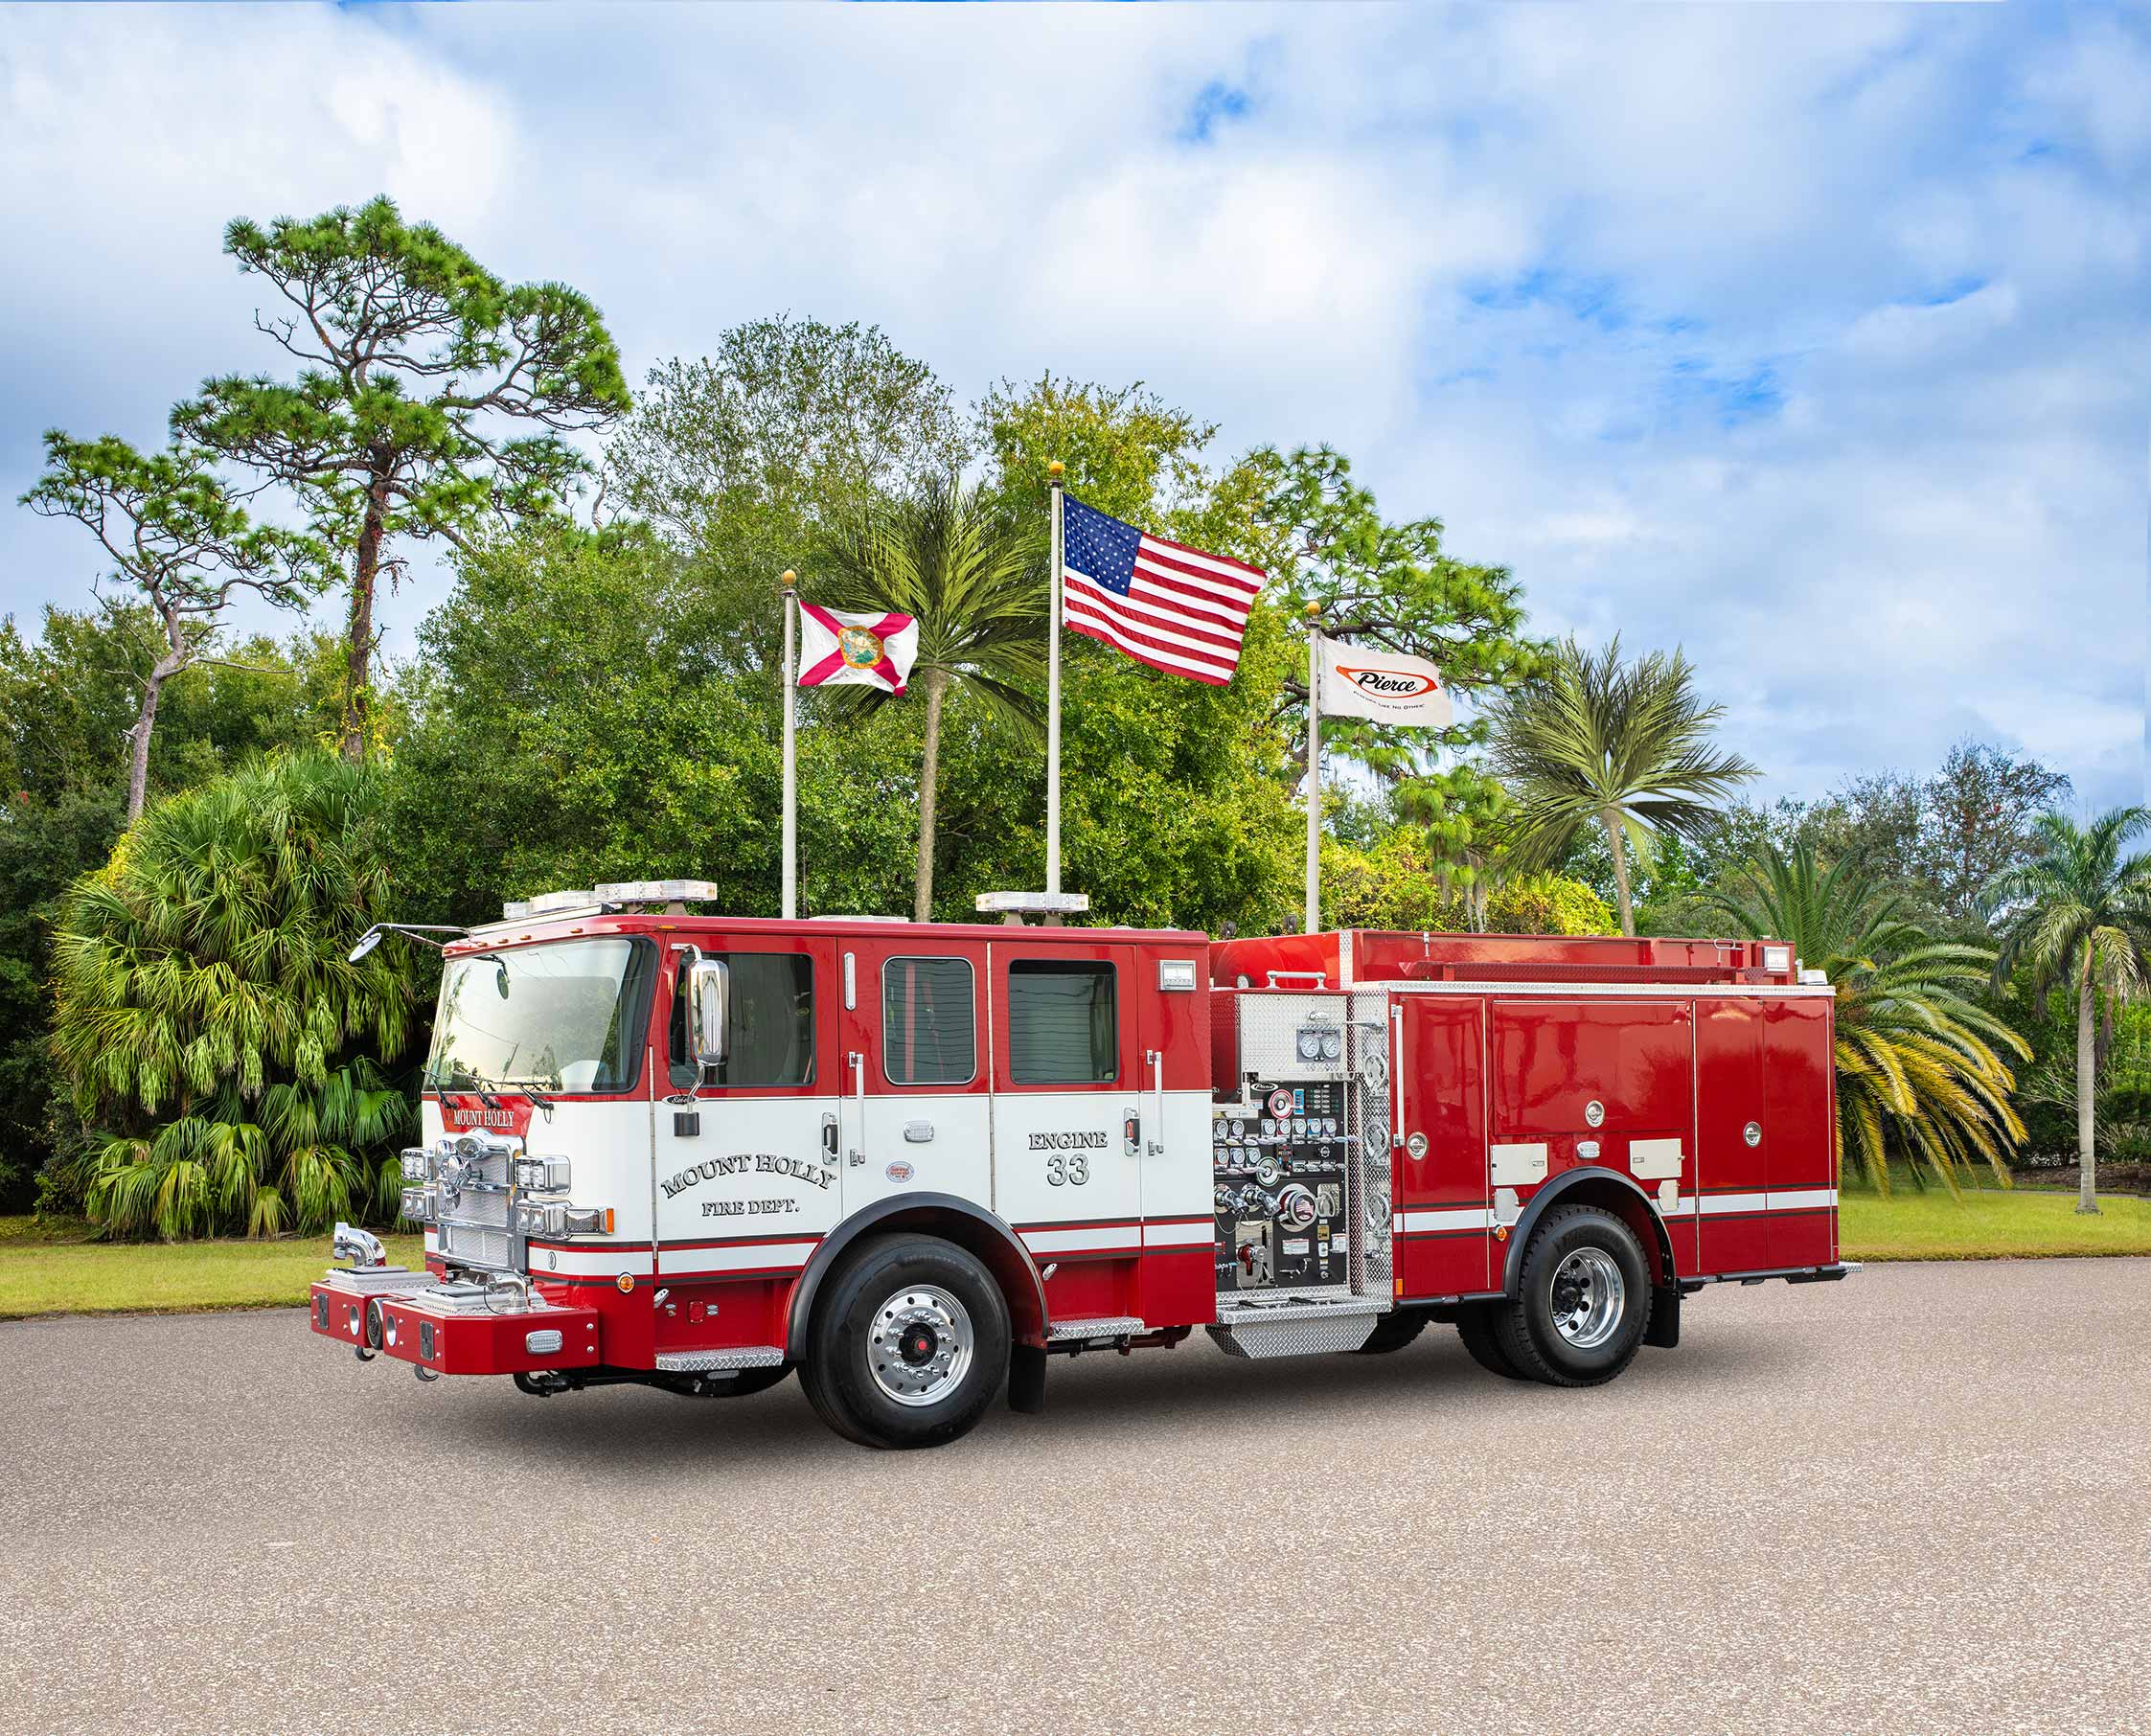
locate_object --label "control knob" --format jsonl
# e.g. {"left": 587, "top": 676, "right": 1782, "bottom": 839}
{"left": 1276, "top": 1183, "right": 1318, "bottom": 1231}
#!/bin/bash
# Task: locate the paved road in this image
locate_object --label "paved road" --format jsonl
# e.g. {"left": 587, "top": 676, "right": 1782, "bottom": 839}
{"left": 4, "top": 1260, "right": 2146, "bottom": 1736}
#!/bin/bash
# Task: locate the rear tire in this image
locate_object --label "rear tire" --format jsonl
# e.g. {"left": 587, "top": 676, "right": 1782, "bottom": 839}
{"left": 802, "top": 1234, "right": 1010, "bottom": 1450}
{"left": 1455, "top": 1304, "right": 1529, "bottom": 1380}
{"left": 1351, "top": 1309, "right": 1430, "bottom": 1355}
{"left": 1493, "top": 1205, "right": 1650, "bottom": 1387}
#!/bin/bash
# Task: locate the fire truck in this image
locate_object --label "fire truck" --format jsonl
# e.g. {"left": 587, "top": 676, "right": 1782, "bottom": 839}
{"left": 311, "top": 882, "right": 1851, "bottom": 1449}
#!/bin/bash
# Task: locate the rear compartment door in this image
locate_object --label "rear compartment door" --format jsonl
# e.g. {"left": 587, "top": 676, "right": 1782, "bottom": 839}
{"left": 1696, "top": 997, "right": 1769, "bottom": 1273}
{"left": 1488, "top": 997, "right": 1697, "bottom": 1275}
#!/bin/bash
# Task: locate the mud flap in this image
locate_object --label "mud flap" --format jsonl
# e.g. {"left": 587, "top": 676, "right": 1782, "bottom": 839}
{"left": 1008, "top": 1344, "right": 1047, "bottom": 1414}
{"left": 1644, "top": 1284, "right": 1681, "bottom": 1350}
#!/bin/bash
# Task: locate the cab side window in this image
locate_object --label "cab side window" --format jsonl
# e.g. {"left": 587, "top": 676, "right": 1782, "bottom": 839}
{"left": 882, "top": 957, "right": 976, "bottom": 1086}
{"left": 671, "top": 952, "right": 814, "bottom": 1087}
{"left": 1007, "top": 960, "right": 1117, "bottom": 1084}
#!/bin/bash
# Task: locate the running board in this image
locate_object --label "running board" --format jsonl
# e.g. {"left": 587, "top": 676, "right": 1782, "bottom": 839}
{"left": 653, "top": 1345, "right": 786, "bottom": 1373}
{"left": 1047, "top": 1315, "right": 1146, "bottom": 1344}
{"left": 1208, "top": 1294, "right": 1386, "bottom": 1359}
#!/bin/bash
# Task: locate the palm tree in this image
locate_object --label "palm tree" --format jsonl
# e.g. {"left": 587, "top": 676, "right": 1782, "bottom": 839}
{"left": 1708, "top": 841, "right": 2026, "bottom": 1194}
{"left": 1985, "top": 809, "right": 2151, "bottom": 1214}
{"left": 1486, "top": 635, "right": 1755, "bottom": 935}
{"left": 50, "top": 751, "right": 422, "bottom": 1239}
{"left": 822, "top": 478, "right": 1045, "bottom": 922}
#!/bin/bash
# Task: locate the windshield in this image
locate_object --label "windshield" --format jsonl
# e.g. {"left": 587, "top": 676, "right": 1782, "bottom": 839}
{"left": 424, "top": 938, "right": 651, "bottom": 1095}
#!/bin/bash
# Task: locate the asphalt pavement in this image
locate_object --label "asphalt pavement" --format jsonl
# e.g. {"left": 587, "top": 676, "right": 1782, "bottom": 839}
{"left": 3, "top": 1258, "right": 2146, "bottom": 1736}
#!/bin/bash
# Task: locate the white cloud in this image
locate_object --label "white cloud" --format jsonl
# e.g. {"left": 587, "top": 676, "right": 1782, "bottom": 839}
{"left": 0, "top": 1, "right": 2142, "bottom": 813}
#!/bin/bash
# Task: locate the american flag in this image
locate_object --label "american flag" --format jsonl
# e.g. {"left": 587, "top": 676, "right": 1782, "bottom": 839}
{"left": 1060, "top": 494, "right": 1264, "bottom": 686}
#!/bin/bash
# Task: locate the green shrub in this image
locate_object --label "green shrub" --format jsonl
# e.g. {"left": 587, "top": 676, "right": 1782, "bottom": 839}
{"left": 50, "top": 752, "right": 423, "bottom": 1239}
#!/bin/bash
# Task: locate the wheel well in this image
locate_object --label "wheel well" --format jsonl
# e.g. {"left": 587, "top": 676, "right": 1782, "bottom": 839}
{"left": 1503, "top": 1170, "right": 1677, "bottom": 1294}
{"left": 785, "top": 1197, "right": 1046, "bottom": 1359}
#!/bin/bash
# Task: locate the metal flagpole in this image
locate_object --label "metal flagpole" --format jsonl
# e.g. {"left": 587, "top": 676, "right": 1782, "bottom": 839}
{"left": 1045, "top": 460, "right": 1064, "bottom": 895}
{"left": 781, "top": 569, "right": 798, "bottom": 920}
{"left": 1304, "top": 605, "right": 1322, "bottom": 934}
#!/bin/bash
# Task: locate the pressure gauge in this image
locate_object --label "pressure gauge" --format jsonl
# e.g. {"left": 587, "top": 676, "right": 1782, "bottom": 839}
{"left": 1296, "top": 1029, "right": 1323, "bottom": 1062}
{"left": 1321, "top": 1030, "right": 1343, "bottom": 1061}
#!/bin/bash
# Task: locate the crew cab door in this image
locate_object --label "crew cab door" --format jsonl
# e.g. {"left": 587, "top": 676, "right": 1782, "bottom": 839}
{"left": 836, "top": 940, "right": 992, "bottom": 1210}
{"left": 652, "top": 941, "right": 842, "bottom": 1291}
{"left": 990, "top": 942, "right": 1144, "bottom": 1255}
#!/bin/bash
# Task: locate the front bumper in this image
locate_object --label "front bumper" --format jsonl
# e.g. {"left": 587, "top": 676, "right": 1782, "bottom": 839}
{"left": 310, "top": 1269, "right": 602, "bottom": 1376}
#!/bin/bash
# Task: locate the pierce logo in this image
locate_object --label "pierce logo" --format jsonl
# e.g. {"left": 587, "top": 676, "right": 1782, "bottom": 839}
{"left": 1337, "top": 665, "right": 1441, "bottom": 698}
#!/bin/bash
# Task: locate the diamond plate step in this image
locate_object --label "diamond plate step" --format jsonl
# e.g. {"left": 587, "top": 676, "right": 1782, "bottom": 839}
{"left": 1046, "top": 1315, "right": 1146, "bottom": 1342}
{"left": 1208, "top": 1294, "right": 1387, "bottom": 1359}
{"left": 653, "top": 1345, "right": 787, "bottom": 1373}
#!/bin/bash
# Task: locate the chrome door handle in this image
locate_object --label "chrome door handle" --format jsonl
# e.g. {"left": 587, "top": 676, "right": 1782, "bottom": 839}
{"left": 1390, "top": 1005, "right": 1405, "bottom": 1148}
{"left": 847, "top": 1051, "right": 865, "bottom": 1166}
{"left": 1147, "top": 1048, "right": 1164, "bottom": 1156}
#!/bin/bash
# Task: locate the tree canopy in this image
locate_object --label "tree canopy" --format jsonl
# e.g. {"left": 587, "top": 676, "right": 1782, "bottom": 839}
{"left": 175, "top": 196, "right": 631, "bottom": 758}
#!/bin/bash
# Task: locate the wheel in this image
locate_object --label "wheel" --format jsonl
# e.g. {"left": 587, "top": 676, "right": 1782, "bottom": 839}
{"left": 1491, "top": 1205, "right": 1650, "bottom": 1387}
{"left": 801, "top": 1234, "right": 1010, "bottom": 1450}
{"left": 1455, "top": 1304, "right": 1529, "bottom": 1380}
{"left": 1351, "top": 1309, "right": 1430, "bottom": 1355}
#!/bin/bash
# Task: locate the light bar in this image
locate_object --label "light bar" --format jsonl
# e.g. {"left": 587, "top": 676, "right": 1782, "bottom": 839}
{"left": 501, "top": 900, "right": 531, "bottom": 919}
{"left": 526, "top": 890, "right": 597, "bottom": 915}
{"left": 592, "top": 879, "right": 721, "bottom": 904}
{"left": 974, "top": 891, "right": 1090, "bottom": 914}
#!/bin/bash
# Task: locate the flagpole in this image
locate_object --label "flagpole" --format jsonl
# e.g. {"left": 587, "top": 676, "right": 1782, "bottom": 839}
{"left": 781, "top": 569, "right": 798, "bottom": 921}
{"left": 1045, "top": 459, "right": 1064, "bottom": 896}
{"left": 1304, "top": 605, "right": 1322, "bottom": 934}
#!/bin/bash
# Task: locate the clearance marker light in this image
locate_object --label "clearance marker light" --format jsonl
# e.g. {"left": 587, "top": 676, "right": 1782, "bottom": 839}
{"left": 615, "top": 1272, "right": 635, "bottom": 1294}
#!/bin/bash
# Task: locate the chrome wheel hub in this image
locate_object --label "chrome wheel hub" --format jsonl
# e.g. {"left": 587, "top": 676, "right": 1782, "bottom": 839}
{"left": 867, "top": 1285, "right": 973, "bottom": 1407}
{"left": 1548, "top": 1247, "right": 1624, "bottom": 1350}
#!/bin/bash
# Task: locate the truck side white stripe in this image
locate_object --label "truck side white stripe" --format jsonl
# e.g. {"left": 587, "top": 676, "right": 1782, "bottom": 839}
{"left": 658, "top": 1240, "right": 819, "bottom": 1276}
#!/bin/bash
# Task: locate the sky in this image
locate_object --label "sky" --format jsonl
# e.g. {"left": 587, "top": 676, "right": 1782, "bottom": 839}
{"left": 3, "top": 3, "right": 2146, "bottom": 811}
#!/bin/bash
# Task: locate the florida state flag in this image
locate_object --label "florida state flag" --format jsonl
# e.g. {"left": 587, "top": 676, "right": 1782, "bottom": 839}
{"left": 796, "top": 605, "right": 920, "bottom": 694}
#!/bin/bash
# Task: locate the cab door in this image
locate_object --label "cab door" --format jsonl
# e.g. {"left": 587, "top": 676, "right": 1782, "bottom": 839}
{"left": 651, "top": 940, "right": 843, "bottom": 1299}
{"left": 838, "top": 940, "right": 992, "bottom": 1210}
{"left": 989, "top": 941, "right": 1145, "bottom": 1268}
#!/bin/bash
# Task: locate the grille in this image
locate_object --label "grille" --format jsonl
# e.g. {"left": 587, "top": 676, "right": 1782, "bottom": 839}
{"left": 436, "top": 1142, "right": 517, "bottom": 1273}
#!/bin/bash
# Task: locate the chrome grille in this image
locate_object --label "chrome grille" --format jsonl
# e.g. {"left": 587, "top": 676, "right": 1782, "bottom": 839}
{"left": 434, "top": 1139, "right": 518, "bottom": 1273}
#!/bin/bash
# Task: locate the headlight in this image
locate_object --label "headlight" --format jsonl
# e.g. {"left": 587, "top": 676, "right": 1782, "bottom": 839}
{"left": 514, "top": 1155, "right": 571, "bottom": 1191}
{"left": 513, "top": 1201, "right": 615, "bottom": 1237}
{"left": 1296, "top": 1029, "right": 1322, "bottom": 1061}
{"left": 400, "top": 1186, "right": 435, "bottom": 1222}
{"left": 400, "top": 1147, "right": 431, "bottom": 1181}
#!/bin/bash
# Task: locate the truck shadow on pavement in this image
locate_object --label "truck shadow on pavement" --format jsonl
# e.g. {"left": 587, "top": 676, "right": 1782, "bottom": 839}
{"left": 419, "top": 1320, "right": 1814, "bottom": 1470}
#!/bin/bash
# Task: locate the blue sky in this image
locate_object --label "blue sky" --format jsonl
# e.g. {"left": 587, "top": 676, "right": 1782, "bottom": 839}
{"left": 2, "top": 3, "right": 2145, "bottom": 809}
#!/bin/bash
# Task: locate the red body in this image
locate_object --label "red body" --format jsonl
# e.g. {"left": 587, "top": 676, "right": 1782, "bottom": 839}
{"left": 313, "top": 919, "right": 1841, "bottom": 1378}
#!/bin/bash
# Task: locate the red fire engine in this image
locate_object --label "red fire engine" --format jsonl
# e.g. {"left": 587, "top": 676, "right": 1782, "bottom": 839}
{"left": 311, "top": 882, "right": 1850, "bottom": 1449}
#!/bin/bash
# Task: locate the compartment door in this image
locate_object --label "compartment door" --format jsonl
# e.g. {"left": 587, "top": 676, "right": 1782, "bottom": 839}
{"left": 1393, "top": 995, "right": 1491, "bottom": 1299}
{"left": 1696, "top": 997, "right": 1769, "bottom": 1274}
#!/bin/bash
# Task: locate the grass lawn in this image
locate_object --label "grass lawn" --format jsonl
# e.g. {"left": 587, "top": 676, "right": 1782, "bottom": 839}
{"left": 5, "top": 1186, "right": 2148, "bottom": 1319}
{"left": 0, "top": 1216, "right": 424, "bottom": 1319}
{"left": 1839, "top": 1184, "right": 2151, "bottom": 1261}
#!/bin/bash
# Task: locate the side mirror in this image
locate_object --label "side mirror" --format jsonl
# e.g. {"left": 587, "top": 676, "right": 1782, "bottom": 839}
{"left": 686, "top": 957, "right": 730, "bottom": 1067}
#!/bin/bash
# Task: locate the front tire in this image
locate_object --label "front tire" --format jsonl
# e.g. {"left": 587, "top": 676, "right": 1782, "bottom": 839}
{"left": 1493, "top": 1205, "right": 1650, "bottom": 1387}
{"left": 1455, "top": 1304, "right": 1529, "bottom": 1380}
{"left": 802, "top": 1235, "right": 1010, "bottom": 1450}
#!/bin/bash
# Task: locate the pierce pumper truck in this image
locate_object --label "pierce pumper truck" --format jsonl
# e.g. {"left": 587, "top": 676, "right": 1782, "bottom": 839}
{"left": 312, "top": 881, "right": 1851, "bottom": 1449}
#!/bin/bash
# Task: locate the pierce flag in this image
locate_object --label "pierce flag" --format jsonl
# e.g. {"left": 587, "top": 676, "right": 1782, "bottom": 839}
{"left": 796, "top": 605, "right": 919, "bottom": 694}
{"left": 1316, "top": 635, "right": 1453, "bottom": 728}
